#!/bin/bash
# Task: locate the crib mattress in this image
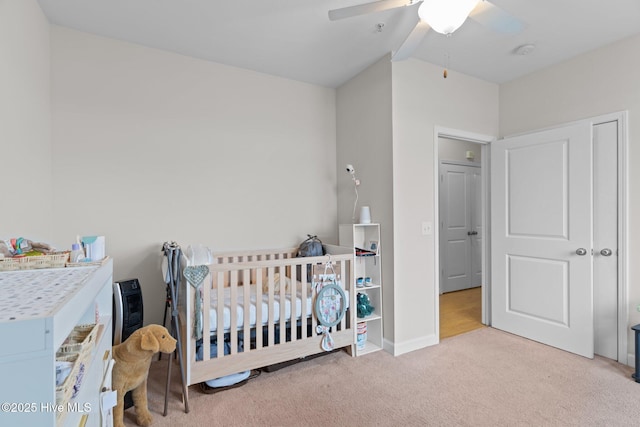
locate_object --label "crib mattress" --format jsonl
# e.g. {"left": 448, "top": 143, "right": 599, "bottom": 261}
{"left": 208, "top": 284, "right": 348, "bottom": 332}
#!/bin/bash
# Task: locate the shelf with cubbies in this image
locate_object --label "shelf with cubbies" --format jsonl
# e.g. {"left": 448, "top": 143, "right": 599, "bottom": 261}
{"left": 339, "top": 223, "right": 383, "bottom": 356}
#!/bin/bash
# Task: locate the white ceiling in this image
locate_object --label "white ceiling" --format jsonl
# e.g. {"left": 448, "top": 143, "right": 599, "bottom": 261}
{"left": 37, "top": 0, "right": 640, "bottom": 88}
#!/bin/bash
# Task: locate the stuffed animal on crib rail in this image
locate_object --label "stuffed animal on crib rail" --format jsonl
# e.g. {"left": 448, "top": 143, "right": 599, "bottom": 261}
{"left": 112, "top": 324, "right": 176, "bottom": 427}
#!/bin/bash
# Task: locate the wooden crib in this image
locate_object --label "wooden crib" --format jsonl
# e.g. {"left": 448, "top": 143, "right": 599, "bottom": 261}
{"left": 177, "top": 244, "right": 355, "bottom": 400}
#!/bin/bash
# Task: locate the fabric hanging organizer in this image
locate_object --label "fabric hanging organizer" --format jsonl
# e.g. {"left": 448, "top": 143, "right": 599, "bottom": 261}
{"left": 182, "top": 244, "right": 213, "bottom": 341}
{"left": 313, "top": 258, "right": 347, "bottom": 352}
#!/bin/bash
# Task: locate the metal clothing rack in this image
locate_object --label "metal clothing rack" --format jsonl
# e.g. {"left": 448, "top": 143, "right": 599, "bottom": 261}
{"left": 161, "top": 242, "right": 190, "bottom": 415}
{"left": 159, "top": 284, "right": 172, "bottom": 360}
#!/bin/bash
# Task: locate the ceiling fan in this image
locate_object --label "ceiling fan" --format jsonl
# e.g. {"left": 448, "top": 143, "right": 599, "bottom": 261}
{"left": 328, "top": 0, "right": 524, "bottom": 61}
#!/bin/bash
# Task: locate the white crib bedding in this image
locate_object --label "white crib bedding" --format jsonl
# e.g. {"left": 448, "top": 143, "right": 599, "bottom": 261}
{"left": 208, "top": 283, "right": 348, "bottom": 333}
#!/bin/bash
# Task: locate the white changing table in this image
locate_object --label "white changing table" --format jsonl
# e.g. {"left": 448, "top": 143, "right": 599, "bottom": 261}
{"left": 0, "top": 259, "right": 113, "bottom": 427}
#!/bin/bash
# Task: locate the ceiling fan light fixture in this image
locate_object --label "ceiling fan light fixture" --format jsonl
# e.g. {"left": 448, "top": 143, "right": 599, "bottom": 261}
{"left": 418, "top": 0, "right": 480, "bottom": 35}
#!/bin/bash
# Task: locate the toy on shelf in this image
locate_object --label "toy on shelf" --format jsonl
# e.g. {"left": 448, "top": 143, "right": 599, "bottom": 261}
{"left": 357, "top": 292, "right": 375, "bottom": 318}
{"left": 0, "top": 237, "right": 55, "bottom": 258}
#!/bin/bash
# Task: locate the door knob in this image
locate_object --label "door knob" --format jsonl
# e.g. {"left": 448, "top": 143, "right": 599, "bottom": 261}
{"left": 575, "top": 248, "right": 588, "bottom": 256}
{"left": 600, "top": 248, "right": 613, "bottom": 257}
{"left": 467, "top": 231, "right": 478, "bottom": 236}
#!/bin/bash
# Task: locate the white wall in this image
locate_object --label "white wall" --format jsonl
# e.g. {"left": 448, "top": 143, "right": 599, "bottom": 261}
{"left": 438, "top": 137, "right": 482, "bottom": 163}
{"left": 50, "top": 27, "right": 338, "bottom": 325}
{"left": 391, "top": 59, "right": 499, "bottom": 354}
{"left": 0, "top": 0, "right": 52, "bottom": 242}
{"left": 337, "top": 55, "right": 395, "bottom": 343}
{"left": 500, "top": 33, "right": 640, "bottom": 361}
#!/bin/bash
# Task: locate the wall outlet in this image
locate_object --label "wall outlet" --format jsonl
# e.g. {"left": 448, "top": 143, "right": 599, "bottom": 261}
{"left": 422, "top": 221, "right": 432, "bottom": 235}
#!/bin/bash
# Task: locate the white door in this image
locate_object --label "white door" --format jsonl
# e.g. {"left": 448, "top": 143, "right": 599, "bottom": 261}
{"left": 593, "top": 121, "right": 618, "bottom": 359}
{"left": 471, "top": 168, "right": 483, "bottom": 287}
{"left": 440, "top": 162, "right": 482, "bottom": 293}
{"left": 491, "top": 122, "right": 594, "bottom": 358}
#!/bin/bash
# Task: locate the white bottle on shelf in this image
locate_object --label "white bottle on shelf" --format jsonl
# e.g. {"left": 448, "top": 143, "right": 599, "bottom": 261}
{"left": 70, "top": 243, "right": 84, "bottom": 263}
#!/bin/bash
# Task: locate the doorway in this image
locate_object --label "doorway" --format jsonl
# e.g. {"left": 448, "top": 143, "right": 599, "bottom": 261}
{"left": 435, "top": 130, "right": 494, "bottom": 340}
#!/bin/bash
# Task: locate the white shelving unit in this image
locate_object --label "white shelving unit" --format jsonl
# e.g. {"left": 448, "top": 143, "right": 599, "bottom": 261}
{"left": 0, "top": 259, "right": 114, "bottom": 427}
{"left": 339, "top": 223, "right": 383, "bottom": 356}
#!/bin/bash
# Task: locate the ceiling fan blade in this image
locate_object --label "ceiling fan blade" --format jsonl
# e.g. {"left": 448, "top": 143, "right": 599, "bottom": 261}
{"left": 391, "top": 20, "right": 430, "bottom": 61}
{"left": 328, "top": 0, "right": 415, "bottom": 21}
{"left": 469, "top": 0, "right": 524, "bottom": 34}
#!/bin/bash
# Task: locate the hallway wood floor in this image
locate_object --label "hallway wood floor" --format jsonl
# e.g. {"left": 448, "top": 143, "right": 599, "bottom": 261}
{"left": 439, "top": 286, "right": 484, "bottom": 339}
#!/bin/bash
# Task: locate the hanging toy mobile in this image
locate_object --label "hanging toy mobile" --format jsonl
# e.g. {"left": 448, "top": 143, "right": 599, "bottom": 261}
{"left": 313, "top": 258, "right": 347, "bottom": 352}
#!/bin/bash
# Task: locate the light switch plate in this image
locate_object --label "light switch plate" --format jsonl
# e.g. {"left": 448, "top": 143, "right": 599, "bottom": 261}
{"left": 422, "top": 222, "right": 432, "bottom": 235}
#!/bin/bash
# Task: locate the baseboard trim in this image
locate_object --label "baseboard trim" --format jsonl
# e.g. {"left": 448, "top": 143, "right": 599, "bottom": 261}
{"left": 386, "top": 334, "right": 439, "bottom": 356}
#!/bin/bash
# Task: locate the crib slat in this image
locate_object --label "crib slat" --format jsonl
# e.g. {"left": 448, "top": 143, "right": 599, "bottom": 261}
{"left": 242, "top": 268, "right": 250, "bottom": 352}
{"left": 216, "top": 271, "right": 225, "bottom": 360}
{"left": 201, "top": 270, "right": 211, "bottom": 362}
{"left": 230, "top": 270, "right": 238, "bottom": 356}
{"left": 267, "top": 266, "right": 275, "bottom": 347}
{"left": 311, "top": 265, "right": 318, "bottom": 334}
{"left": 300, "top": 263, "right": 308, "bottom": 339}
{"left": 278, "top": 264, "right": 286, "bottom": 342}
{"left": 339, "top": 259, "right": 347, "bottom": 330}
{"left": 290, "top": 265, "right": 297, "bottom": 341}
{"left": 256, "top": 269, "right": 263, "bottom": 350}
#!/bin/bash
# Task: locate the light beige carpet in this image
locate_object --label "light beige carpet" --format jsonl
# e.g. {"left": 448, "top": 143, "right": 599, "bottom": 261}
{"left": 123, "top": 328, "right": 640, "bottom": 426}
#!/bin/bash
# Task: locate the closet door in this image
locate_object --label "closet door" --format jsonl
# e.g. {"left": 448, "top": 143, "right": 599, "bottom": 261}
{"left": 491, "top": 122, "right": 594, "bottom": 358}
{"left": 593, "top": 120, "right": 619, "bottom": 360}
{"left": 440, "top": 162, "right": 481, "bottom": 293}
